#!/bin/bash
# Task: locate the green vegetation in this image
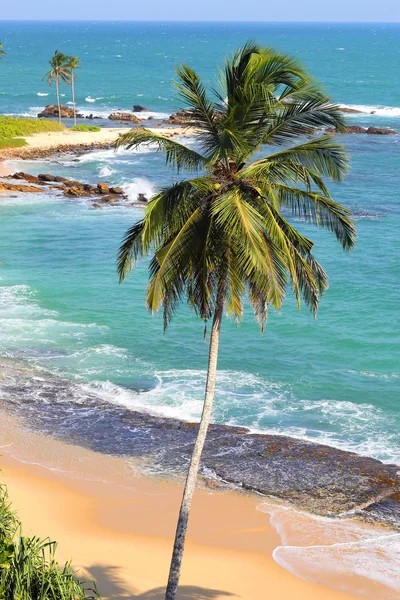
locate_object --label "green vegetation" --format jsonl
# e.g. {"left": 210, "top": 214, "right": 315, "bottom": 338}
{"left": 0, "top": 116, "right": 65, "bottom": 149}
{"left": 0, "top": 138, "right": 27, "bottom": 149}
{"left": 0, "top": 481, "right": 98, "bottom": 600}
{"left": 70, "top": 125, "right": 100, "bottom": 132}
{"left": 116, "top": 42, "right": 357, "bottom": 600}
{"left": 0, "top": 44, "right": 5, "bottom": 60}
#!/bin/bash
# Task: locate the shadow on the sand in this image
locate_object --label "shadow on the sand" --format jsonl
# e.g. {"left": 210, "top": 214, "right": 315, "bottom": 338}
{"left": 86, "top": 564, "right": 235, "bottom": 599}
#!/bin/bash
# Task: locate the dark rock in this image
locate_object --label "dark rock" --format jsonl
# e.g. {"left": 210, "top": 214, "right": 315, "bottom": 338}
{"left": 10, "top": 172, "right": 42, "bottom": 184}
{"left": 366, "top": 127, "right": 397, "bottom": 135}
{"left": 133, "top": 105, "right": 150, "bottom": 112}
{"left": 109, "top": 187, "right": 123, "bottom": 195}
{"left": 108, "top": 112, "right": 143, "bottom": 123}
{"left": 167, "top": 108, "right": 196, "bottom": 125}
{"left": 86, "top": 114, "right": 94, "bottom": 120}
{"left": 137, "top": 193, "right": 148, "bottom": 203}
{"left": 38, "top": 104, "right": 84, "bottom": 119}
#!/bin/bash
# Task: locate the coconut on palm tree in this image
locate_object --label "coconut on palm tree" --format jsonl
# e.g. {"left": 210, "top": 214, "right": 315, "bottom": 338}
{"left": 43, "top": 50, "right": 71, "bottom": 123}
{"left": 66, "top": 55, "right": 81, "bottom": 126}
{"left": 116, "top": 42, "right": 356, "bottom": 600}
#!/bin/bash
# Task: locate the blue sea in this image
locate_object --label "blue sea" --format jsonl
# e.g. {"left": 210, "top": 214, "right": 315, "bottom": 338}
{"left": 0, "top": 21, "right": 399, "bottom": 465}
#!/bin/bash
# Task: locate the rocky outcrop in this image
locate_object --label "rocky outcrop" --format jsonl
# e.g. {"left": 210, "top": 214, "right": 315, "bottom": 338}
{"left": 340, "top": 107, "right": 364, "bottom": 114}
{"left": 133, "top": 105, "right": 150, "bottom": 112}
{"left": 37, "top": 104, "right": 84, "bottom": 119}
{"left": 327, "top": 125, "right": 398, "bottom": 135}
{"left": 0, "top": 181, "right": 43, "bottom": 193}
{"left": 108, "top": 113, "right": 143, "bottom": 123}
{"left": 167, "top": 109, "right": 196, "bottom": 125}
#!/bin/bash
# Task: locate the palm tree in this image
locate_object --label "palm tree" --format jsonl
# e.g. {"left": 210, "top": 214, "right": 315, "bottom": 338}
{"left": 43, "top": 50, "right": 71, "bottom": 123}
{"left": 66, "top": 55, "right": 81, "bottom": 127}
{"left": 0, "top": 43, "right": 5, "bottom": 60}
{"left": 116, "top": 42, "right": 357, "bottom": 600}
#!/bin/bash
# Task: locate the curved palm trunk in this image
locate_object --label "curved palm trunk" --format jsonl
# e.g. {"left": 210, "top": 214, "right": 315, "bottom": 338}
{"left": 55, "top": 76, "right": 61, "bottom": 124}
{"left": 165, "top": 285, "right": 225, "bottom": 600}
{"left": 71, "top": 74, "right": 76, "bottom": 127}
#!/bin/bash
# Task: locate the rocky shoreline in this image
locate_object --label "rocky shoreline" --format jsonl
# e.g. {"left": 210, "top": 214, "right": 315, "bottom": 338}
{"left": 0, "top": 357, "right": 399, "bottom": 528}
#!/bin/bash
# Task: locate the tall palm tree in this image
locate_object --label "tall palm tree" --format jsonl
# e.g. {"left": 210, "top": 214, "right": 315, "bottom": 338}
{"left": 116, "top": 42, "right": 357, "bottom": 600}
{"left": 43, "top": 50, "right": 71, "bottom": 123}
{"left": 66, "top": 55, "right": 81, "bottom": 126}
{"left": 0, "top": 43, "right": 5, "bottom": 60}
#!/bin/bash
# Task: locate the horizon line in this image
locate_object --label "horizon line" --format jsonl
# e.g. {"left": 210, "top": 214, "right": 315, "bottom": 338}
{"left": 1, "top": 19, "right": 400, "bottom": 24}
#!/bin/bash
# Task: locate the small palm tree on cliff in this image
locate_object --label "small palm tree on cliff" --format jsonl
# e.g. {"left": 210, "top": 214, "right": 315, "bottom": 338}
{"left": 0, "top": 43, "right": 5, "bottom": 60}
{"left": 66, "top": 55, "right": 81, "bottom": 126}
{"left": 43, "top": 51, "right": 71, "bottom": 123}
{"left": 116, "top": 42, "right": 356, "bottom": 600}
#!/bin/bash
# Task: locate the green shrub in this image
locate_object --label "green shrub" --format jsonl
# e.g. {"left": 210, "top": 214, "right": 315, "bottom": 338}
{"left": 0, "top": 138, "right": 27, "bottom": 149}
{"left": 0, "top": 117, "right": 65, "bottom": 141}
{"left": 70, "top": 125, "right": 101, "bottom": 132}
{"left": 0, "top": 482, "right": 99, "bottom": 600}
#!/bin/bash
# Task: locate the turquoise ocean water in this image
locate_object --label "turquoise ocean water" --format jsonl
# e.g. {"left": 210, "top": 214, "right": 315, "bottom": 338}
{"left": 0, "top": 22, "right": 399, "bottom": 465}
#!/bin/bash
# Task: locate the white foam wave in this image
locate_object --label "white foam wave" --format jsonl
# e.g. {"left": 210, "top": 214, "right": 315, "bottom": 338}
{"left": 36, "top": 92, "right": 49, "bottom": 97}
{"left": 340, "top": 104, "right": 400, "bottom": 117}
{"left": 122, "top": 178, "right": 154, "bottom": 202}
{"left": 98, "top": 165, "right": 114, "bottom": 177}
{"left": 259, "top": 501, "right": 400, "bottom": 599}
{"left": 85, "top": 96, "right": 96, "bottom": 103}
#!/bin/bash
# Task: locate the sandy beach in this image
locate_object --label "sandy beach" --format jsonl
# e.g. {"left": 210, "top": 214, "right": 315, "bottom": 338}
{"left": 0, "top": 411, "right": 360, "bottom": 600}
{"left": 0, "top": 126, "right": 196, "bottom": 159}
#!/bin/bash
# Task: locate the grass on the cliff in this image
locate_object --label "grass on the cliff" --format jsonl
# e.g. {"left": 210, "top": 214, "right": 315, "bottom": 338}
{"left": 0, "top": 116, "right": 65, "bottom": 149}
{"left": 0, "top": 480, "right": 99, "bottom": 599}
{"left": 70, "top": 125, "right": 101, "bottom": 132}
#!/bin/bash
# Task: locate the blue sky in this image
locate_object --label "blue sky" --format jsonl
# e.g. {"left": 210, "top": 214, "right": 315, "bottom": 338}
{"left": 2, "top": 0, "right": 400, "bottom": 21}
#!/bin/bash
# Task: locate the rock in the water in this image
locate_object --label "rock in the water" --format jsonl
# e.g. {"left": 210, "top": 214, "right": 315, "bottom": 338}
{"left": 340, "top": 106, "right": 364, "bottom": 114}
{"left": 109, "top": 186, "right": 123, "bottom": 194}
{"left": 10, "top": 172, "right": 42, "bottom": 184}
{"left": 167, "top": 109, "right": 196, "bottom": 125}
{"left": 38, "top": 104, "right": 83, "bottom": 119}
{"left": 366, "top": 126, "right": 397, "bottom": 135}
{"left": 133, "top": 105, "right": 150, "bottom": 112}
{"left": 108, "top": 112, "right": 143, "bottom": 123}
{"left": 97, "top": 183, "right": 110, "bottom": 194}
{"left": 137, "top": 193, "right": 148, "bottom": 203}
{"left": 0, "top": 182, "right": 43, "bottom": 193}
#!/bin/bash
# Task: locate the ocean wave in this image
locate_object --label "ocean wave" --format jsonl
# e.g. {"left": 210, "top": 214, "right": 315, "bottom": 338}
{"left": 36, "top": 92, "right": 49, "bottom": 97}
{"left": 340, "top": 104, "right": 400, "bottom": 117}
{"left": 259, "top": 501, "right": 400, "bottom": 599}
{"left": 122, "top": 178, "right": 154, "bottom": 201}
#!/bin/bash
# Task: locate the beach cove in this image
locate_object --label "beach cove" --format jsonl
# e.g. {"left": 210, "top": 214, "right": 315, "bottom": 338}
{"left": 0, "top": 20, "right": 399, "bottom": 600}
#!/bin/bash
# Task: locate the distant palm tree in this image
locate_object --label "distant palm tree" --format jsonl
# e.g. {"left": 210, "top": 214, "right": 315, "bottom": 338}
{"left": 116, "top": 42, "right": 357, "bottom": 600}
{"left": 43, "top": 50, "right": 71, "bottom": 123}
{"left": 0, "top": 43, "right": 5, "bottom": 60}
{"left": 66, "top": 55, "right": 81, "bottom": 126}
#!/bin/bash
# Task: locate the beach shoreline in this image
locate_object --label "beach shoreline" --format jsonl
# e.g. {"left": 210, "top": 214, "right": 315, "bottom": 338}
{"left": 0, "top": 126, "right": 196, "bottom": 160}
{"left": 0, "top": 410, "right": 366, "bottom": 600}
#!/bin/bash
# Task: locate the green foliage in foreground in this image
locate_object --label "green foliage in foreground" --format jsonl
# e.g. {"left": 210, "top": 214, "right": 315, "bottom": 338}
{"left": 70, "top": 125, "right": 101, "bottom": 132}
{"left": 0, "top": 138, "right": 27, "bottom": 149}
{"left": 0, "top": 482, "right": 99, "bottom": 600}
{"left": 0, "top": 117, "right": 65, "bottom": 141}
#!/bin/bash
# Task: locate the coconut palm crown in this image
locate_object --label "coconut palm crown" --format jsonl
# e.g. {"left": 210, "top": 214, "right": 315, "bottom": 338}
{"left": 116, "top": 42, "right": 357, "bottom": 600}
{"left": 43, "top": 50, "right": 71, "bottom": 123}
{"left": 117, "top": 42, "right": 356, "bottom": 327}
{"left": 0, "top": 43, "right": 5, "bottom": 60}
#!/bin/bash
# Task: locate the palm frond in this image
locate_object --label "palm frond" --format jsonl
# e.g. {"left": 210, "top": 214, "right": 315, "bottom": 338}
{"left": 115, "top": 128, "right": 206, "bottom": 172}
